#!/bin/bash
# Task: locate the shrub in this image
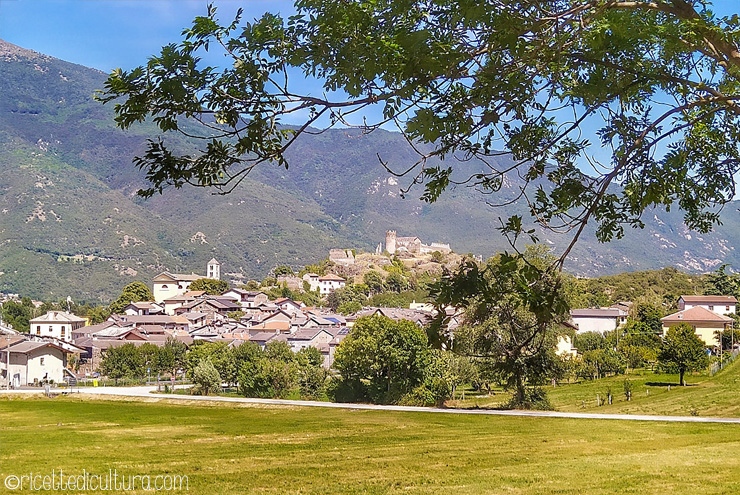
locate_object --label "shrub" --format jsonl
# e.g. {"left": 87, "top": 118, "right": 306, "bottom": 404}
{"left": 192, "top": 358, "right": 221, "bottom": 396}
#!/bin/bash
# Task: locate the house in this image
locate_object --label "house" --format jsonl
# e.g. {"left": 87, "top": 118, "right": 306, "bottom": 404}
{"left": 555, "top": 335, "right": 577, "bottom": 357}
{"left": 317, "top": 274, "right": 346, "bottom": 295}
{"left": 303, "top": 272, "right": 349, "bottom": 296}
{"left": 122, "top": 301, "right": 164, "bottom": 316}
{"left": 221, "top": 289, "right": 269, "bottom": 310}
{"left": 677, "top": 295, "right": 737, "bottom": 316}
{"left": 570, "top": 308, "right": 628, "bottom": 334}
{"left": 248, "top": 309, "right": 293, "bottom": 329}
{"left": 409, "top": 301, "right": 435, "bottom": 312}
{"left": 248, "top": 331, "right": 285, "bottom": 348}
{"left": 661, "top": 306, "right": 734, "bottom": 346}
{"left": 180, "top": 312, "right": 209, "bottom": 329}
{"left": 274, "top": 298, "right": 305, "bottom": 315}
{"left": 247, "top": 320, "right": 292, "bottom": 334}
{"left": 108, "top": 314, "right": 189, "bottom": 333}
{"left": 0, "top": 340, "right": 77, "bottom": 387}
{"left": 161, "top": 291, "right": 206, "bottom": 316}
{"left": 72, "top": 321, "right": 118, "bottom": 341}
{"left": 276, "top": 275, "right": 304, "bottom": 291}
{"left": 175, "top": 297, "right": 242, "bottom": 323}
{"left": 28, "top": 311, "right": 86, "bottom": 342}
{"left": 287, "top": 328, "right": 335, "bottom": 366}
{"left": 152, "top": 272, "right": 203, "bottom": 303}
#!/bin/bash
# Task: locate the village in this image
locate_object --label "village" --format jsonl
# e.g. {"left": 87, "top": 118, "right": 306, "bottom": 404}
{"left": 0, "top": 231, "right": 734, "bottom": 390}
{"left": 0, "top": 232, "right": 451, "bottom": 388}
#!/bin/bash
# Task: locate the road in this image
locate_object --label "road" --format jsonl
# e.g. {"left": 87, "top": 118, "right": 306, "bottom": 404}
{"left": 3, "top": 385, "right": 740, "bottom": 424}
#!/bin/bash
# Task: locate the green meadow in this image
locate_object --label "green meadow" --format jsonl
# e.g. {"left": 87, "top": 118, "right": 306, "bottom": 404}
{"left": 1, "top": 394, "right": 740, "bottom": 495}
{"left": 449, "top": 357, "right": 740, "bottom": 418}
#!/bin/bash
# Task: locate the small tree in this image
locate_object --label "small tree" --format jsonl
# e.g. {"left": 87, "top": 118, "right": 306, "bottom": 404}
{"left": 109, "top": 281, "right": 153, "bottom": 314}
{"left": 192, "top": 358, "right": 221, "bottom": 396}
{"left": 86, "top": 306, "right": 112, "bottom": 325}
{"left": 100, "top": 343, "right": 144, "bottom": 384}
{"left": 273, "top": 265, "right": 294, "bottom": 277}
{"left": 385, "top": 272, "right": 408, "bottom": 293}
{"left": 363, "top": 271, "right": 386, "bottom": 295}
{"left": 332, "top": 315, "right": 430, "bottom": 404}
{"left": 659, "top": 323, "right": 710, "bottom": 386}
{"left": 161, "top": 337, "right": 187, "bottom": 379}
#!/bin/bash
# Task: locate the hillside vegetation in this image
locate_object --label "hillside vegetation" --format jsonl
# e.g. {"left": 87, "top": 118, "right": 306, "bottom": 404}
{"left": 3, "top": 39, "right": 740, "bottom": 301}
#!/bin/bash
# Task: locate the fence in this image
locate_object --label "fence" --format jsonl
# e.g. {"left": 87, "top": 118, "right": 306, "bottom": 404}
{"left": 710, "top": 348, "right": 740, "bottom": 375}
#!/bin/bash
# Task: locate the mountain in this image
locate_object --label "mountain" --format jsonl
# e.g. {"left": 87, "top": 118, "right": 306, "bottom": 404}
{"left": 1, "top": 39, "right": 739, "bottom": 301}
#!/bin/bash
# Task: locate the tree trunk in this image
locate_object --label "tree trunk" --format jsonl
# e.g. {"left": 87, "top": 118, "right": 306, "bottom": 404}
{"left": 679, "top": 369, "right": 686, "bottom": 386}
{"left": 515, "top": 372, "right": 525, "bottom": 407}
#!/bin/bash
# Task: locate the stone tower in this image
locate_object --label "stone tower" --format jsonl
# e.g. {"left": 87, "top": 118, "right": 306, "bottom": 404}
{"left": 207, "top": 258, "right": 221, "bottom": 280}
{"left": 385, "top": 230, "right": 397, "bottom": 255}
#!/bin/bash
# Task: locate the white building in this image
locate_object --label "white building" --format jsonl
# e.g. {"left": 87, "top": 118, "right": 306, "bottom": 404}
{"left": 152, "top": 272, "right": 202, "bottom": 303}
{"left": 570, "top": 308, "right": 628, "bottom": 334}
{"left": 28, "top": 311, "right": 86, "bottom": 342}
{"left": 303, "top": 273, "right": 346, "bottom": 294}
{"left": 1, "top": 341, "right": 71, "bottom": 387}
{"left": 677, "top": 295, "right": 737, "bottom": 316}
{"left": 317, "top": 274, "right": 346, "bottom": 295}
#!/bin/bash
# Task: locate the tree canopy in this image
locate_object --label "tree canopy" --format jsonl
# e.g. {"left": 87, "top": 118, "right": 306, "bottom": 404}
{"left": 332, "top": 315, "right": 431, "bottom": 404}
{"left": 109, "top": 281, "right": 154, "bottom": 314}
{"left": 432, "top": 246, "right": 570, "bottom": 407}
{"left": 99, "top": 0, "right": 740, "bottom": 265}
{"left": 659, "top": 322, "right": 710, "bottom": 385}
{"left": 189, "top": 278, "right": 229, "bottom": 295}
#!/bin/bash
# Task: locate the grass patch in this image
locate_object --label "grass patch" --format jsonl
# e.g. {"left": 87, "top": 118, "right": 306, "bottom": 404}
{"left": 1, "top": 395, "right": 740, "bottom": 494}
{"left": 447, "top": 357, "right": 740, "bottom": 418}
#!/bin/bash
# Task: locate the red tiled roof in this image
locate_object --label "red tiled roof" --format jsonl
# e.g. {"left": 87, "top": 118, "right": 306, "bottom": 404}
{"left": 680, "top": 295, "right": 737, "bottom": 304}
{"left": 662, "top": 306, "right": 734, "bottom": 323}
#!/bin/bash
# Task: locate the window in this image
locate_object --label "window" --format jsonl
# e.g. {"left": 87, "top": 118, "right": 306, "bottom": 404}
{"left": 61, "top": 325, "right": 65, "bottom": 332}
{"left": 727, "top": 306, "right": 731, "bottom": 311}
{"left": 40, "top": 358, "right": 44, "bottom": 366}
{"left": 61, "top": 328, "right": 66, "bottom": 339}
{"left": 36, "top": 326, "right": 41, "bottom": 336}
{"left": 48, "top": 325, "right": 53, "bottom": 333}
{"left": 161, "top": 284, "right": 168, "bottom": 289}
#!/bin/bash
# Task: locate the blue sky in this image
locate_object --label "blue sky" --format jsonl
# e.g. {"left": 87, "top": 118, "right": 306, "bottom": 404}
{"left": 0, "top": 0, "right": 295, "bottom": 72}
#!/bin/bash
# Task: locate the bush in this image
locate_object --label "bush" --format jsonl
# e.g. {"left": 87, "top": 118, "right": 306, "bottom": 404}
{"left": 399, "top": 377, "right": 451, "bottom": 407}
{"left": 298, "top": 364, "right": 328, "bottom": 400}
{"left": 192, "top": 358, "right": 221, "bottom": 396}
{"left": 238, "top": 358, "right": 296, "bottom": 399}
{"left": 326, "top": 378, "right": 368, "bottom": 403}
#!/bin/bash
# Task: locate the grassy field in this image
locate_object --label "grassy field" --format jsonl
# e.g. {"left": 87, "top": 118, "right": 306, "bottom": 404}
{"left": 448, "top": 358, "right": 740, "bottom": 418}
{"left": 1, "top": 395, "right": 740, "bottom": 494}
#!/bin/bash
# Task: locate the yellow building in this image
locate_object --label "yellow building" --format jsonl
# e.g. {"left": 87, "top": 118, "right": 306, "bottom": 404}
{"left": 661, "top": 306, "right": 734, "bottom": 347}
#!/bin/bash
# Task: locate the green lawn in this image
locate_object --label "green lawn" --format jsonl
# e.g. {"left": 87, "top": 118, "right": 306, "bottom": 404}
{"left": 449, "top": 357, "right": 740, "bottom": 418}
{"left": 1, "top": 395, "right": 740, "bottom": 494}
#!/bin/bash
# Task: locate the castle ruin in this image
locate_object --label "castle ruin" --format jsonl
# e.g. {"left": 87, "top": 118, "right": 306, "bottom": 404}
{"left": 385, "top": 230, "right": 451, "bottom": 256}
